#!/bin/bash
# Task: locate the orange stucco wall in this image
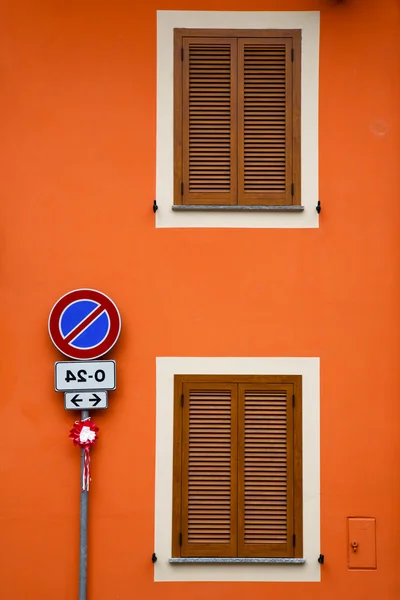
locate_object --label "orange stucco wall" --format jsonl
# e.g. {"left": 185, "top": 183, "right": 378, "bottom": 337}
{"left": 1, "top": 0, "right": 400, "bottom": 598}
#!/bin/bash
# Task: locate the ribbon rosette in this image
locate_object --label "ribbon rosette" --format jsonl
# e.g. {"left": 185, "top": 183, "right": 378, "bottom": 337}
{"left": 69, "top": 418, "right": 99, "bottom": 491}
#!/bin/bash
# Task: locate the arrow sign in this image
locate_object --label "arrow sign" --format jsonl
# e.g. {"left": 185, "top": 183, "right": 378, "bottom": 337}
{"left": 70, "top": 394, "right": 82, "bottom": 407}
{"left": 89, "top": 393, "right": 102, "bottom": 407}
{"left": 64, "top": 391, "right": 108, "bottom": 411}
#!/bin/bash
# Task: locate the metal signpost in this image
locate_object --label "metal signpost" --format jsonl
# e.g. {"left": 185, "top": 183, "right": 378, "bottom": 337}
{"left": 48, "top": 289, "right": 121, "bottom": 600}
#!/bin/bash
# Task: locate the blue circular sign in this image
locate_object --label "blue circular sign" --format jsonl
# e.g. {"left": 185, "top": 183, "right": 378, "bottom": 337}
{"left": 49, "top": 289, "right": 121, "bottom": 360}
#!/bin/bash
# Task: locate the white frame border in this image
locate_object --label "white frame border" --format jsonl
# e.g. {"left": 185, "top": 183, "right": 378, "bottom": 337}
{"left": 155, "top": 357, "right": 320, "bottom": 582}
{"left": 156, "top": 11, "right": 320, "bottom": 228}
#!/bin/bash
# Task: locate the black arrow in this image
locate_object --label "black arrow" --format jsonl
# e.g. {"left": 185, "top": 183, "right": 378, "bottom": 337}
{"left": 89, "top": 393, "right": 102, "bottom": 407}
{"left": 70, "top": 394, "right": 82, "bottom": 407}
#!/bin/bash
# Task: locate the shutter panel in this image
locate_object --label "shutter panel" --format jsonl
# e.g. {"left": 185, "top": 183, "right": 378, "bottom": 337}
{"left": 238, "top": 38, "right": 294, "bottom": 206}
{"left": 181, "top": 383, "right": 237, "bottom": 557}
{"left": 181, "top": 38, "right": 237, "bottom": 205}
{"left": 238, "top": 383, "right": 294, "bottom": 557}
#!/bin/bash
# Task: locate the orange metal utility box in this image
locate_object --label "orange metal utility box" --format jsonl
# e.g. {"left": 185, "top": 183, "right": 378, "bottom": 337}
{"left": 348, "top": 518, "right": 377, "bottom": 570}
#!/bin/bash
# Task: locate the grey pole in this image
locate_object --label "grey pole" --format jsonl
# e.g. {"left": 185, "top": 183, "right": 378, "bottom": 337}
{"left": 79, "top": 409, "right": 90, "bottom": 600}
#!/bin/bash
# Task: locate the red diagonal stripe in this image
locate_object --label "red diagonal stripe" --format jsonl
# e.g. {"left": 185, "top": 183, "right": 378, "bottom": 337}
{"left": 63, "top": 305, "right": 105, "bottom": 344}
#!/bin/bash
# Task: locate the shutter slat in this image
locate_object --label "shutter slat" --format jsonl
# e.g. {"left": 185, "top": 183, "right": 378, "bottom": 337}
{"left": 181, "top": 383, "right": 238, "bottom": 557}
{"left": 238, "top": 39, "right": 293, "bottom": 205}
{"left": 182, "top": 38, "right": 237, "bottom": 205}
{"left": 238, "top": 384, "right": 294, "bottom": 557}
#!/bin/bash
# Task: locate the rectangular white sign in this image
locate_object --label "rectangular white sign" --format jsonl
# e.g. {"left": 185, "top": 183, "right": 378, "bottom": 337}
{"left": 64, "top": 391, "right": 108, "bottom": 411}
{"left": 55, "top": 360, "right": 116, "bottom": 391}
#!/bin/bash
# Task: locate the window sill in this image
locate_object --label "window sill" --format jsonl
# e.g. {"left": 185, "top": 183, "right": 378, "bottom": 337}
{"left": 169, "top": 558, "right": 306, "bottom": 564}
{"left": 172, "top": 205, "right": 304, "bottom": 212}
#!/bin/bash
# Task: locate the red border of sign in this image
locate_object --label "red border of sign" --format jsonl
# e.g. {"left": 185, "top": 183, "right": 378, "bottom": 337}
{"left": 48, "top": 289, "right": 121, "bottom": 360}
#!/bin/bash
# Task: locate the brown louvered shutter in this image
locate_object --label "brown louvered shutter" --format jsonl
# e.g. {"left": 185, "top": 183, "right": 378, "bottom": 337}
{"left": 172, "top": 375, "right": 302, "bottom": 559}
{"left": 181, "top": 38, "right": 237, "bottom": 205}
{"left": 180, "top": 382, "right": 237, "bottom": 557}
{"left": 175, "top": 30, "right": 300, "bottom": 207}
{"left": 238, "top": 39, "right": 294, "bottom": 206}
{"left": 238, "top": 383, "right": 294, "bottom": 557}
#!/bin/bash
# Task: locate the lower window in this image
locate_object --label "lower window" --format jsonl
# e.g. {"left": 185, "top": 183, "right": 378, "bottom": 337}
{"left": 172, "top": 375, "right": 303, "bottom": 558}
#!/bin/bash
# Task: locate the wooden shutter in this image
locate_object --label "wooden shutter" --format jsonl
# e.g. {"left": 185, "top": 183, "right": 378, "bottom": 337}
{"left": 172, "top": 374, "right": 302, "bottom": 559}
{"left": 238, "top": 383, "right": 295, "bottom": 557}
{"left": 180, "top": 382, "right": 237, "bottom": 557}
{"left": 238, "top": 38, "right": 295, "bottom": 206}
{"left": 180, "top": 38, "right": 237, "bottom": 205}
{"left": 174, "top": 30, "right": 301, "bottom": 207}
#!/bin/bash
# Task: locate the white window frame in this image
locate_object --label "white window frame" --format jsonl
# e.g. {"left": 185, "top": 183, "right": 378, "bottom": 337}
{"left": 154, "top": 357, "right": 320, "bottom": 582}
{"left": 156, "top": 11, "right": 320, "bottom": 229}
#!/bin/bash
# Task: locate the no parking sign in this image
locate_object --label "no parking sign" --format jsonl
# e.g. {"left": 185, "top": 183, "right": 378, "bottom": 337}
{"left": 49, "top": 288, "right": 121, "bottom": 410}
{"left": 48, "top": 288, "right": 121, "bottom": 360}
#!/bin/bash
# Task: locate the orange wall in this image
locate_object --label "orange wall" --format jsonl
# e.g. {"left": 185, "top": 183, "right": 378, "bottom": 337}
{"left": 1, "top": 0, "right": 400, "bottom": 598}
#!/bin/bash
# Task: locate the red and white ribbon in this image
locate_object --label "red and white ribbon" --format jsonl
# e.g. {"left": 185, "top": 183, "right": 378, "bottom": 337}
{"left": 69, "top": 418, "right": 99, "bottom": 491}
{"left": 82, "top": 447, "right": 91, "bottom": 491}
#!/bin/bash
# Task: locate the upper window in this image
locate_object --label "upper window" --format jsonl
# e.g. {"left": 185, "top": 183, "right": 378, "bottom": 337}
{"left": 173, "top": 29, "right": 301, "bottom": 208}
{"left": 172, "top": 374, "right": 303, "bottom": 559}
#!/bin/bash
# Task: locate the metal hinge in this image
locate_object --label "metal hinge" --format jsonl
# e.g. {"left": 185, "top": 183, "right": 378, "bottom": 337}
{"left": 291, "top": 183, "right": 294, "bottom": 196}
{"left": 179, "top": 533, "right": 182, "bottom": 546}
{"left": 181, "top": 182, "right": 184, "bottom": 195}
{"left": 181, "top": 393, "right": 184, "bottom": 407}
{"left": 292, "top": 394, "right": 295, "bottom": 408}
{"left": 293, "top": 534, "right": 296, "bottom": 547}
{"left": 291, "top": 48, "right": 294, "bottom": 62}
{"left": 181, "top": 47, "right": 184, "bottom": 61}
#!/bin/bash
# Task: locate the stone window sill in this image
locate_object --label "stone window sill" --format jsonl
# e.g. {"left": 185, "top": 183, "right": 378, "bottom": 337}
{"left": 169, "top": 558, "right": 306, "bottom": 564}
{"left": 172, "top": 205, "right": 305, "bottom": 212}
